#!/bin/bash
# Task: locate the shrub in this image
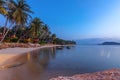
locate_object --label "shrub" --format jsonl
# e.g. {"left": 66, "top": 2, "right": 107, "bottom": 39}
{"left": 4, "top": 37, "right": 11, "bottom": 42}
{"left": 39, "top": 41, "right": 47, "bottom": 45}
{"left": 10, "top": 37, "right": 18, "bottom": 42}
{"left": 20, "top": 39, "right": 28, "bottom": 43}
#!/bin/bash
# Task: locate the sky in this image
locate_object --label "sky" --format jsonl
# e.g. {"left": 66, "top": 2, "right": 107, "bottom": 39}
{"left": 0, "top": 0, "right": 120, "bottom": 40}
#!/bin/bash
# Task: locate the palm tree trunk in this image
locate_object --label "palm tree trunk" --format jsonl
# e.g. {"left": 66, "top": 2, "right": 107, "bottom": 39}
{"left": 39, "top": 31, "right": 46, "bottom": 39}
{"left": 0, "top": 23, "right": 13, "bottom": 43}
{"left": 17, "top": 29, "right": 31, "bottom": 43}
{"left": 13, "top": 25, "right": 19, "bottom": 35}
{"left": 17, "top": 37, "right": 21, "bottom": 43}
{"left": 3, "top": 18, "right": 8, "bottom": 35}
{"left": 17, "top": 30, "right": 24, "bottom": 43}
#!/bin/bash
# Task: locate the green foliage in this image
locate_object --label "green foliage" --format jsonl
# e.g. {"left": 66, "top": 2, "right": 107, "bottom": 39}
{"left": 29, "top": 17, "right": 43, "bottom": 39}
{"left": 4, "top": 37, "right": 10, "bottom": 42}
{"left": 0, "top": 0, "right": 75, "bottom": 44}
{"left": 39, "top": 41, "right": 47, "bottom": 45}
{"left": 0, "top": 0, "right": 7, "bottom": 15}
{"left": 10, "top": 37, "right": 18, "bottom": 42}
{"left": 54, "top": 38, "right": 76, "bottom": 45}
{"left": 19, "top": 39, "right": 28, "bottom": 43}
{"left": 0, "top": 27, "right": 4, "bottom": 33}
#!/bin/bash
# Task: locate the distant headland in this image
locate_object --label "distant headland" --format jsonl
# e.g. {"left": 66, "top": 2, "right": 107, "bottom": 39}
{"left": 100, "top": 42, "right": 120, "bottom": 45}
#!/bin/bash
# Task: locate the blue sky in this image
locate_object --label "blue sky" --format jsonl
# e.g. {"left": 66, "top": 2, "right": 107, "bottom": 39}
{"left": 0, "top": 0, "right": 120, "bottom": 40}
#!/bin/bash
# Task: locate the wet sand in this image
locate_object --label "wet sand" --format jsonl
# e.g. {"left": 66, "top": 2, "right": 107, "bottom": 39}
{"left": 0, "top": 45, "right": 60, "bottom": 66}
{"left": 0, "top": 46, "right": 62, "bottom": 80}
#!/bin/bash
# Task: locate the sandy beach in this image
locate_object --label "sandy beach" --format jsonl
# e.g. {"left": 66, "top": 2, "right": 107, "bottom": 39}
{"left": 0, "top": 44, "right": 60, "bottom": 66}
{"left": 50, "top": 68, "right": 120, "bottom": 80}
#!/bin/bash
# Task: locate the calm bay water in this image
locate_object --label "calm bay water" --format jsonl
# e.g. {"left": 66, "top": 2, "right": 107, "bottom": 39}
{"left": 0, "top": 45, "right": 120, "bottom": 80}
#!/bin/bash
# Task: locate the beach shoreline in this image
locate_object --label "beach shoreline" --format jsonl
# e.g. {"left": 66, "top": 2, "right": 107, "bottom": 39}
{"left": 0, "top": 44, "right": 120, "bottom": 80}
{"left": 0, "top": 44, "right": 60, "bottom": 66}
{"left": 0, "top": 44, "right": 75, "bottom": 66}
{"left": 50, "top": 68, "right": 120, "bottom": 80}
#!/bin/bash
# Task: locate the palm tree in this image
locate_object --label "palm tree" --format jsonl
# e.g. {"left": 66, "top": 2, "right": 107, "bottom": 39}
{"left": 40, "top": 24, "right": 49, "bottom": 39}
{"left": 10, "top": 0, "right": 33, "bottom": 25}
{"left": 29, "top": 17, "right": 43, "bottom": 43}
{"left": 0, "top": 0, "right": 33, "bottom": 43}
{"left": 51, "top": 34, "right": 56, "bottom": 43}
{"left": 0, "top": 0, "right": 8, "bottom": 36}
{"left": 0, "top": 0, "right": 7, "bottom": 15}
{"left": 44, "top": 31, "right": 51, "bottom": 43}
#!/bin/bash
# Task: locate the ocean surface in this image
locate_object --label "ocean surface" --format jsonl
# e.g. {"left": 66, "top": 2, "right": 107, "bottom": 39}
{"left": 0, "top": 45, "right": 120, "bottom": 80}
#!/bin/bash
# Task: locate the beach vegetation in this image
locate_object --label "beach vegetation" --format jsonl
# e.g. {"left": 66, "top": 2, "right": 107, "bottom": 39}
{"left": 0, "top": 0, "right": 76, "bottom": 45}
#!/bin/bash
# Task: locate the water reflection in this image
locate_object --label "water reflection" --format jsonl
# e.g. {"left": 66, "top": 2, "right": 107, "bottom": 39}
{"left": 100, "top": 49, "right": 111, "bottom": 59}
{"left": 0, "top": 47, "right": 56, "bottom": 80}
{"left": 1, "top": 45, "right": 120, "bottom": 80}
{"left": 26, "top": 47, "right": 57, "bottom": 76}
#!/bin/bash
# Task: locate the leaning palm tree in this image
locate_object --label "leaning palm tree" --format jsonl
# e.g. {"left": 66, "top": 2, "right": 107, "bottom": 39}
{"left": 0, "top": 0, "right": 33, "bottom": 43}
{"left": 0, "top": 0, "right": 8, "bottom": 35}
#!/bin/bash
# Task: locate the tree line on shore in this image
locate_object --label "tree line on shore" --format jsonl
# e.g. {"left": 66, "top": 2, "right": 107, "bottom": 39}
{"left": 0, "top": 0, "right": 76, "bottom": 45}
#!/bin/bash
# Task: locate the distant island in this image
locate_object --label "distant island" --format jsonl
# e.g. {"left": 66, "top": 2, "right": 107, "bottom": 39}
{"left": 100, "top": 42, "right": 120, "bottom": 45}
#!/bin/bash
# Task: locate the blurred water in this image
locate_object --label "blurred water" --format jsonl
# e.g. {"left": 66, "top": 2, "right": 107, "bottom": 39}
{"left": 0, "top": 45, "right": 120, "bottom": 80}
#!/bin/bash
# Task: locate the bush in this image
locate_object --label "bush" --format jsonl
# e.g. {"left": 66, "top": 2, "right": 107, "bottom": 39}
{"left": 20, "top": 39, "right": 29, "bottom": 43}
{"left": 10, "top": 37, "right": 18, "bottom": 42}
{"left": 4, "top": 37, "right": 11, "bottom": 42}
{"left": 39, "top": 41, "right": 47, "bottom": 45}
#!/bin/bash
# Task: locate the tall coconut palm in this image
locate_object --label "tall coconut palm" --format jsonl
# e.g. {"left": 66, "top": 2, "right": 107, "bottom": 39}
{"left": 44, "top": 31, "right": 51, "bottom": 43}
{"left": 29, "top": 17, "right": 43, "bottom": 39}
{"left": 0, "top": 0, "right": 33, "bottom": 43}
{"left": 40, "top": 24, "right": 50, "bottom": 40}
{"left": 51, "top": 34, "right": 56, "bottom": 43}
{"left": 10, "top": 0, "right": 33, "bottom": 25}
